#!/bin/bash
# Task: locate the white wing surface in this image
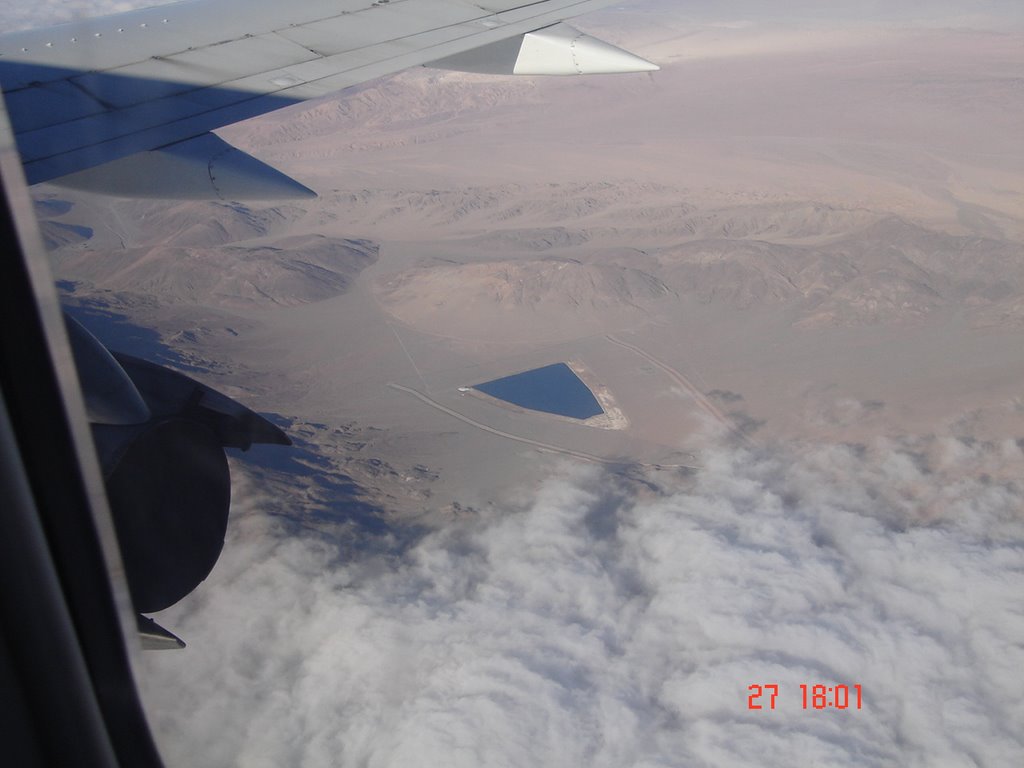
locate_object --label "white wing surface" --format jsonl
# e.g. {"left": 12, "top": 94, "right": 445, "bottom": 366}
{"left": 0, "top": 0, "right": 656, "bottom": 197}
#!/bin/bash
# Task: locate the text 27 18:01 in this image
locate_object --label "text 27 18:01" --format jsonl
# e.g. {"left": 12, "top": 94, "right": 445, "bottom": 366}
{"left": 747, "top": 684, "right": 863, "bottom": 710}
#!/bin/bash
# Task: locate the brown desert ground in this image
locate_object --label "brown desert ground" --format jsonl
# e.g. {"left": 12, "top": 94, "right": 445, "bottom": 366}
{"left": 40, "top": 17, "right": 1024, "bottom": 522}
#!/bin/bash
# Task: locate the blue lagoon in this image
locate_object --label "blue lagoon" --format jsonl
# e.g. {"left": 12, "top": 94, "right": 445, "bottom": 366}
{"left": 474, "top": 363, "right": 603, "bottom": 419}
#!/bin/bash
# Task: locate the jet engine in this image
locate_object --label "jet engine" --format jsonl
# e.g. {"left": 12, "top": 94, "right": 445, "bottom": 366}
{"left": 65, "top": 314, "right": 289, "bottom": 645}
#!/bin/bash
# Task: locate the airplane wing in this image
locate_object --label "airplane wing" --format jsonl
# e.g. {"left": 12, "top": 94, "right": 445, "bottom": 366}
{"left": 0, "top": 0, "right": 656, "bottom": 198}
{"left": 0, "top": 0, "right": 657, "bottom": 650}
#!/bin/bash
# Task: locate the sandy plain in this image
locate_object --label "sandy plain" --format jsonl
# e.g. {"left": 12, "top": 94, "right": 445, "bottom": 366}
{"left": 39, "top": 16, "right": 1024, "bottom": 523}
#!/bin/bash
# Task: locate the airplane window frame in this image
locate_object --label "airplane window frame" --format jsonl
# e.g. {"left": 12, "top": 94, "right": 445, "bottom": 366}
{"left": 0, "top": 93, "right": 165, "bottom": 768}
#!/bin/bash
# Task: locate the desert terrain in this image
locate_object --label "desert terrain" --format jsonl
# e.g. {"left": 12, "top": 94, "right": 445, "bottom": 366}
{"left": 38, "top": 17, "right": 1024, "bottom": 523}
{"left": 21, "top": 2, "right": 1024, "bottom": 765}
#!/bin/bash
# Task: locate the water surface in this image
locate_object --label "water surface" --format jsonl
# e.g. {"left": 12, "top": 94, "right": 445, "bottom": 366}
{"left": 474, "top": 363, "right": 603, "bottom": 419}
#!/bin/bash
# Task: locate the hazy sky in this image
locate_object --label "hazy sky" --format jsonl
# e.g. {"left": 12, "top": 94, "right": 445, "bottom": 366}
{"left": 640, "top": 0, "right": 1024, "bottom": 23}
{"left": 0, "top": 0, "right": 145, "bottom": 31}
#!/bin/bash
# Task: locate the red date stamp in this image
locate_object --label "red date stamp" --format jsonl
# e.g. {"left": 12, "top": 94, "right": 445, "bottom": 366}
{"left": 747, "top": 683, "right": 862, "bottom": 710}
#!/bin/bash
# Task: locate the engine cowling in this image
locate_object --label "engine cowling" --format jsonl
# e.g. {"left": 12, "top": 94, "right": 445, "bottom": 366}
{"left": 66, "top": 313, "right": 289, "bottom": 616}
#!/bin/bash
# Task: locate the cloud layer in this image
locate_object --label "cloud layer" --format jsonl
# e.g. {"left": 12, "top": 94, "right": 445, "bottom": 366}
{"left": 137, "top": 437, "right": 1024, "bottom": 767}
{"left": 0, "top": 0, "right": 162, "bottom": 32}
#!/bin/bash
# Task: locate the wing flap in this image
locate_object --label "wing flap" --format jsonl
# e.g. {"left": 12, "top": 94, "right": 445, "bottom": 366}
{"left": 277, "top": 0, "right": 487, "bottom": 57}
{"left": 3, "top": 80, "right": 107, "bottom": 133}
{"left": 70, "top": 33, "right": 320, "bottom": 110}
{"left": 474, "top": 1, "right": 545, "bottom": 10}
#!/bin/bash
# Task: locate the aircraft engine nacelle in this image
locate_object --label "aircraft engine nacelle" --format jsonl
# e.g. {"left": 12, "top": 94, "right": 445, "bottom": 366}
{"left": 93, "top": 415, "right": 231, "bottom": 614}
{"left": 66, "top": 314, "right": 289, "bottom": 618}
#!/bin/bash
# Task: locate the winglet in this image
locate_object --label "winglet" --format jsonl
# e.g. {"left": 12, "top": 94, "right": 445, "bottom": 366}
{"left": 429, "top": 23, "right": 659, "bottom": 76}
{"left": 515, "top": 24, "right": 660, "bottom": 75}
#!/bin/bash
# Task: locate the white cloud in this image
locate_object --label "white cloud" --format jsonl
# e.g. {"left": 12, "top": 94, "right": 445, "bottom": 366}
{"left": 0, "top": 0, "right": 171, "bottom": 32}
{"left": 136, "top": 436, "right": 1024, "bottom": 767}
